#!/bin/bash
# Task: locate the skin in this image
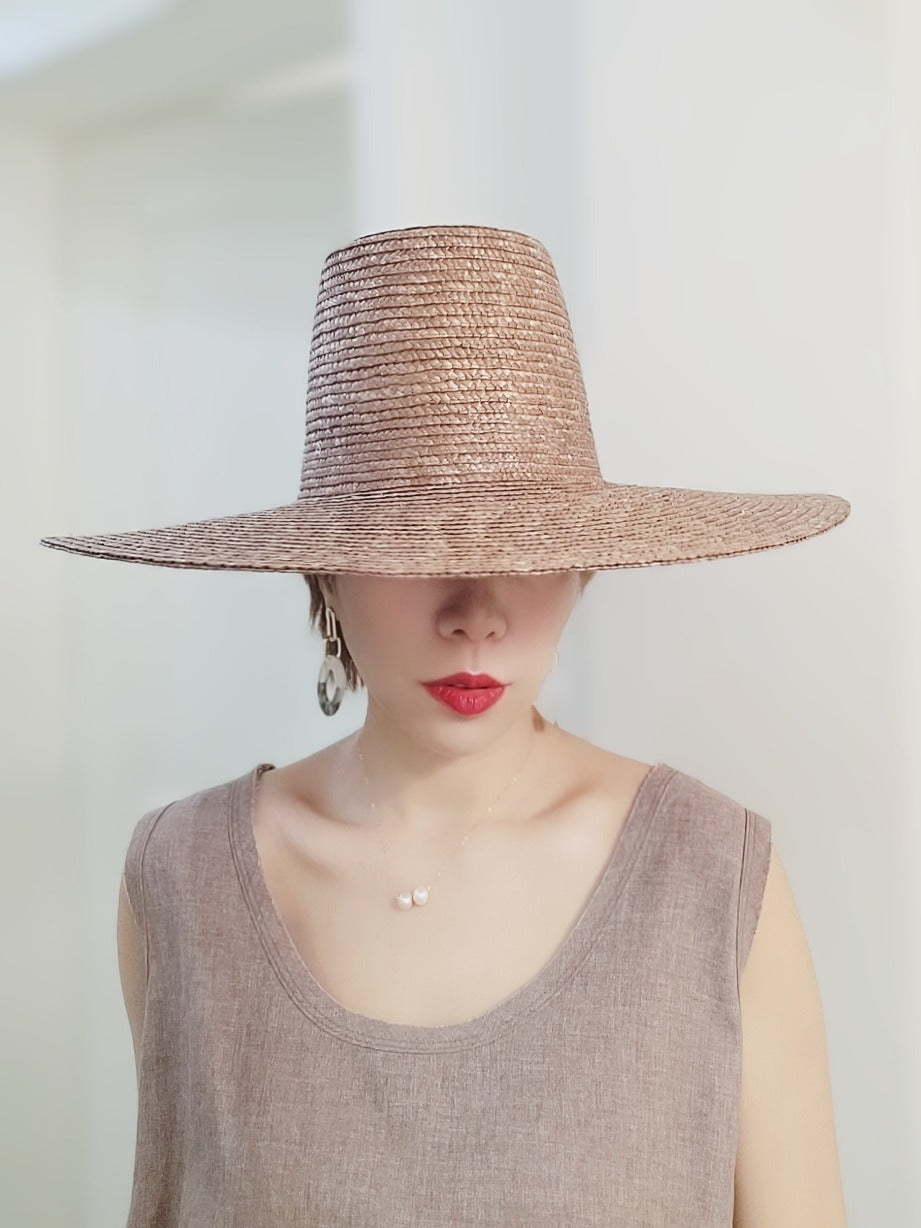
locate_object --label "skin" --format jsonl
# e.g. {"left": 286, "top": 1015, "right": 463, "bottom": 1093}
{"left": 314, "top": 571, "right": 589, "bottom": 834}
{"left": 117, "top": 570, "right": 849, "bottom": 1223}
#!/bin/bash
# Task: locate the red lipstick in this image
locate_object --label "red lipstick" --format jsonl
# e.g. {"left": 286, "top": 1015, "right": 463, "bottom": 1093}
{"left": 422, "top": 672, "right": 507, "bottom": 716}
{"left": 425, "top": 672, "right": 503, "bottom": 688}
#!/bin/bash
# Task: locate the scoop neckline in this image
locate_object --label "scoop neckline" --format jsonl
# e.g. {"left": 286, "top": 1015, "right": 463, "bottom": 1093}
{"left": 229, "top": 758, "right": 676, "bottom": 1053}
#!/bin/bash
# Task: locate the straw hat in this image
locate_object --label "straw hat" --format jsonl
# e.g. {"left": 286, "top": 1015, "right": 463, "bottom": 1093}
{"left": 39, "top": 223, "right": 849, "bottom": 576}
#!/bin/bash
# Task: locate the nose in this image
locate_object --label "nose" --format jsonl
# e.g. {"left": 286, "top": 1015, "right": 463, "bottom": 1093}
{"left": 436, "top": 579, "right": 507, "bottom": 643}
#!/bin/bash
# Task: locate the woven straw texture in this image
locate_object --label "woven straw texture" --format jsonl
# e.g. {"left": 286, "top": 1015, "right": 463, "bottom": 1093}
{"left": 40, "top": 224, "right": 849, "bottom": 576}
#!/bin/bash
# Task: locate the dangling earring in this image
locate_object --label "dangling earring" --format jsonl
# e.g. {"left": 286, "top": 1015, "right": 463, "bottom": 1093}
{"left": 317, "top": 602, "right": 347, "bottom": 716}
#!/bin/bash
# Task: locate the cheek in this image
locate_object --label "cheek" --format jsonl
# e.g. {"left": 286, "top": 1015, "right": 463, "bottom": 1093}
{"left": 513, "top": 603, "right": 572, "bottom": 661}
{"left": 530, "top": 583, "right": 579, "bottom": 631}
{"left": 346, "top": 599, "right": 425, "bottom": 670}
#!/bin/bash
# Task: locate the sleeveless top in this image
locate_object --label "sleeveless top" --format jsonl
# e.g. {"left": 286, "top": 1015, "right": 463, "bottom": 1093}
{"left": 121, "top": 760, "right": 771, "bottom": 1227}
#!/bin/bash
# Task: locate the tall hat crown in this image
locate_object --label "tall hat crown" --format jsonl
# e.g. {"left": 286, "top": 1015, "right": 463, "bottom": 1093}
{"left": 299, "top": 224, "right": 602, "bottom": 497}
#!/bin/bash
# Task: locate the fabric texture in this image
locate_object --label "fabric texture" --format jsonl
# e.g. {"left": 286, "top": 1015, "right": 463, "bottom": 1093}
{"left": 122, "top": 760, "right": 771, "bottom": 1227}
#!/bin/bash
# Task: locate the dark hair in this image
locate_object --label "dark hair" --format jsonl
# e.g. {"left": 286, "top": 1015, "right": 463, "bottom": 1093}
{"left": 302, "top": 571, "right": 597, "bottom": 693}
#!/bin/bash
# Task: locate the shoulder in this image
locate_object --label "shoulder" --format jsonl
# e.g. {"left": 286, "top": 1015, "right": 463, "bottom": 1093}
{"left": 548, "top": 727, "right": 655, "bottom": 803}
{"left": 634, "top": 759, "right": 771, "bottom": 878}
{"left": 569, "top": 737, "right": 756, "bottom": 829}
{"left": 538, "top": 732, "right": 766, "bottom": 879}
{"left": 128, "top": 769, "right": 242, "bottom": 842}
{"left": 122, "top": 767, "right": 251, "bottom": 896}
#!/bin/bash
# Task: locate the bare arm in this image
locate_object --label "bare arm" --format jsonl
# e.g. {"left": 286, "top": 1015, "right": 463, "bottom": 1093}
{"left": 117, "top": 872, "right": 147, "bottom": 1078}
{"left": 733, "top": 844, "right": 848, "bottom": 1226}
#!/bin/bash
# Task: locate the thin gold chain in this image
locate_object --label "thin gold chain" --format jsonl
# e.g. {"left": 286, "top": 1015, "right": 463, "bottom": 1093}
{"left": 355, "top": 732, "right": 537, "bottom": 908}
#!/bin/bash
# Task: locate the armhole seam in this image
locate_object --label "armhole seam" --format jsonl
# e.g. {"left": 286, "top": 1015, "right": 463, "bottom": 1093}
{"left": 736, "top": 806, "right": 754, "bottom": 1005}
{"left": 131, "top": 802, "right": 174, "bottom": 987}
{"left": 122, "top": 870, "right": 142, "bottom": 931}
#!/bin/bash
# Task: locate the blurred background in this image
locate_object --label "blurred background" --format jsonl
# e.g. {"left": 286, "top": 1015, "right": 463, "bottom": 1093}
{"left": 3, "top": 0, "right": 919, "bottom": 1223}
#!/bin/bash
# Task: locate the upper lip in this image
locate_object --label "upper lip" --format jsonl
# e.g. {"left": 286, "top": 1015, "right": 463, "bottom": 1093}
{"left": 424, "top": 672, "right": 505, "bottom": 688}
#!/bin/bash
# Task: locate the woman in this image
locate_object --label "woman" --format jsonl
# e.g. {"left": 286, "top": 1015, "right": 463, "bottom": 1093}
{"left": 42, "top": 225, "right": 849, "bottom": 1225}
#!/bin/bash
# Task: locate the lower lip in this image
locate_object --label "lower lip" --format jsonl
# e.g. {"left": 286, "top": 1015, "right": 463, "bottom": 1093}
{"left": 422, "top": 683, "right": 506, "bottom": 715}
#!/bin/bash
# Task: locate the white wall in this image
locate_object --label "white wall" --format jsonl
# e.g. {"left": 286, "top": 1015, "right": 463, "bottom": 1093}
{"left": 58, "top": 92, "right": 354, "bottom": 1226}
{"left": 1, "top": 126, "right": 84, "bottom": 1228}
{"left": 575, "top": 5, "right": 915, "bottom": 1222}
{"left": 4, "top": 7, "right": 355, "bottom": 1223}
{"left": 891, "top": 0, "right": 921, "bottom": 1198}
{"left": 5, "top": 1, "right": 917, "bottom": 1223}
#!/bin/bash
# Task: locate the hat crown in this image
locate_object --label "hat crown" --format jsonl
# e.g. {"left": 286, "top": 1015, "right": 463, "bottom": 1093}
{"left": 298, "top": 226, "right": 604, "bottom": 498}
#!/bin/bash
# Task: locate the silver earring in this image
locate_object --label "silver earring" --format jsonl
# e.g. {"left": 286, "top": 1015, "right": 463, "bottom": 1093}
{"left": 317, "top": 603, "right": 347, "bottom": 716}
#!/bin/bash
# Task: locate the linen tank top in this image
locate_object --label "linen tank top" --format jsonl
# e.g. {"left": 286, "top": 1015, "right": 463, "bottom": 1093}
{"left": 121, "top": 760, "right": 771, "bottom": 1227}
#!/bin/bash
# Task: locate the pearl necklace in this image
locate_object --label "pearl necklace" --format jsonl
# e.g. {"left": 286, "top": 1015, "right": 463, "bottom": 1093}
{"left": 355, "top": 734, "right": 535, "bottom": 911}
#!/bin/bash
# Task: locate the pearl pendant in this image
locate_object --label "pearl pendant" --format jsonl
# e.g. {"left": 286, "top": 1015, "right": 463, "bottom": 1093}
{"left": 395, "top": 886, "right": 429, "bottom": 910}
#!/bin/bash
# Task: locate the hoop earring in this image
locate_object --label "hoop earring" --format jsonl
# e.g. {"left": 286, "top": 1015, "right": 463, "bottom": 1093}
{"left": 317, "top": 602, "right": 347, "bottom": 716}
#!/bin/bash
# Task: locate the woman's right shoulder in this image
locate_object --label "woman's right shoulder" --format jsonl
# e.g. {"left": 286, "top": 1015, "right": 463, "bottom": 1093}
{"left": 122, "top": 762, "right": 265, "bottom": 888}
{"left": 261, "top": 735, "right": 356, "bottom": 819}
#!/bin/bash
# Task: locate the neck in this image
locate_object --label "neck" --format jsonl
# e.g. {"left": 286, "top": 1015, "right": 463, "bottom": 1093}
{"left": 346, "top": 702, "right": 557, "bottom": 837}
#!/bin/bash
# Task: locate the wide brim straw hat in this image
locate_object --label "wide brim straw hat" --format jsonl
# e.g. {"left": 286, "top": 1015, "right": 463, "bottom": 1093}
{"left": 40, "top": 223, "right": 849, "bottom": 577}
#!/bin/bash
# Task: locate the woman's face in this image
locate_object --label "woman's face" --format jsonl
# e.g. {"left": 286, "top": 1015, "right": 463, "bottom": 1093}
{"left": 324, "top": 572, "right": 586, "bottom": 741}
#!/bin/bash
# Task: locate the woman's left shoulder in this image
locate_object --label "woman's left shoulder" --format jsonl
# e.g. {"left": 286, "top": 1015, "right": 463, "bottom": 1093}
{"left": 553, "top": 727, "right": 653, "bottom": 784}
{"left": 554, "top": 731, "right": 656, "bottom": 812}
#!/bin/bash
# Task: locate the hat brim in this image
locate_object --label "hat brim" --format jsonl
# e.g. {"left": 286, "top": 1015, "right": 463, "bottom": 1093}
{"left": 38, "top": 481, "right": 850, "bottom": 577}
